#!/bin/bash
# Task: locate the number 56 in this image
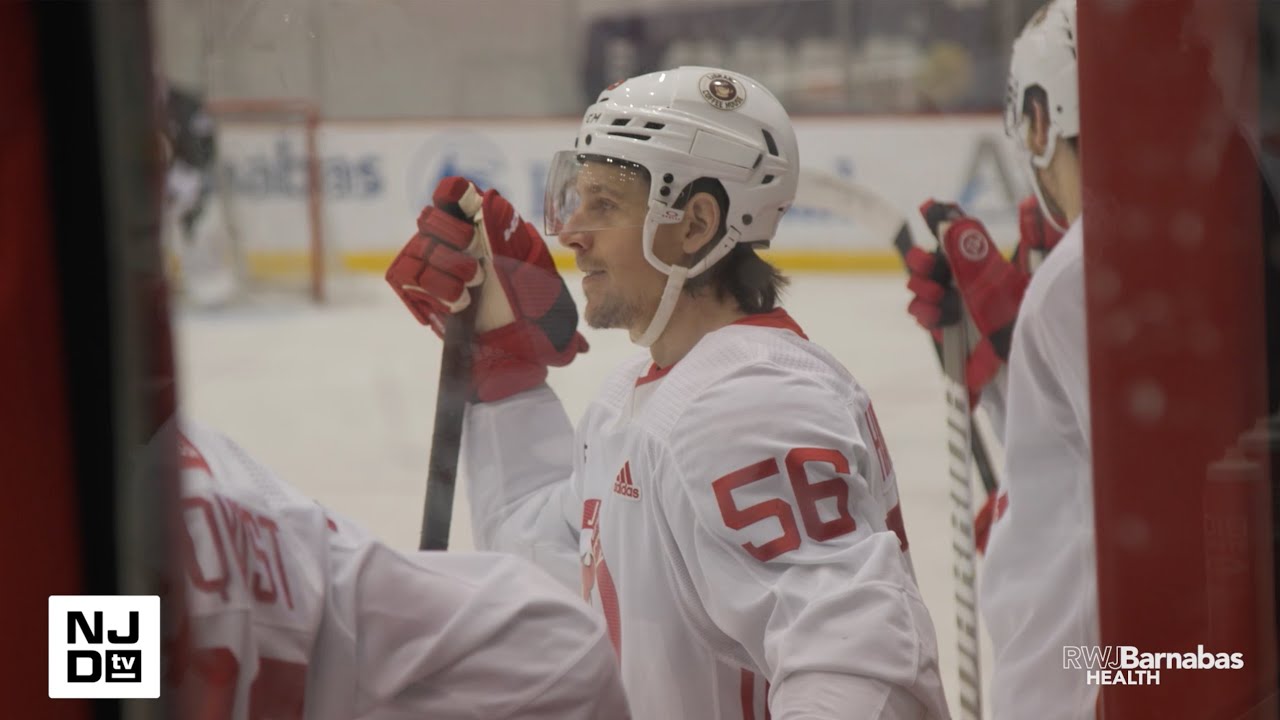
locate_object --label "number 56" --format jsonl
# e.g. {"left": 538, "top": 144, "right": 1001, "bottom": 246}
{"left": 711, "top": 447, "right": 857, "bottom": 562}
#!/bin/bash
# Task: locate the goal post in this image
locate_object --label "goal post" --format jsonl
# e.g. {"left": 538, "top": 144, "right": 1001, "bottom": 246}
{"left": 205, "top": 98, "right": 327, "bottom": 303}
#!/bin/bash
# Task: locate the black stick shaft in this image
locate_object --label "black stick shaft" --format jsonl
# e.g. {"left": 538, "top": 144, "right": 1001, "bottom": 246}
{"left": 893, "top": 225, "right": 999, "bottom": 495}
{"left": 419, "top": 301, "right": 477, "bottom": 551}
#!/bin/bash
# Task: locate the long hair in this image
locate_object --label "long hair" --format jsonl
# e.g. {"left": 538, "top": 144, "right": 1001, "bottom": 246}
{"left": 675, "top": 178, "right": 789, "bottom": 313}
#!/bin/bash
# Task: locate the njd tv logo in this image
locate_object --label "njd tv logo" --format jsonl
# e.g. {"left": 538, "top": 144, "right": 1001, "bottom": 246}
{"left": 48, "top": 596, "right": 160, "bottom": 698}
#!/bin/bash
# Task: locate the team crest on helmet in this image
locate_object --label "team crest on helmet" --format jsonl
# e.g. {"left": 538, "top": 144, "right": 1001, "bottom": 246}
{"left": 698, "top": 72, "right": 746, "bottom": 111}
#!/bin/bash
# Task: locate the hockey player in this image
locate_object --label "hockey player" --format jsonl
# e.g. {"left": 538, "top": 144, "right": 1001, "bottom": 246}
{"left": 386, "top": 66, "right": 950, "bottom": 719}
{"left": 158, "top": 417, "right": 629, "bottom": 718}
{"left": 905, "top": 192, "right": 1063, "bottom": 551}
{"left": 903, "top": 19, "right": 1074, "bottom": 555}
{"left": 161, "top": 83, "right": 238, "bottom": 306}
{"left": 981, "top": 2, "right": 1093, "bottom": 715}
{"left": 902, "top": 6, "right": 1072, "bottom": 560}
{"left": 908, "top": 1, "right": 1092, "bottom": 717}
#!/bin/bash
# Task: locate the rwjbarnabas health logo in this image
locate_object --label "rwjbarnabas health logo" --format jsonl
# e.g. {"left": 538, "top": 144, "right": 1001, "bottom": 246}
{"left": 1063, "top": 645, "right": 1244, "bottom": 685}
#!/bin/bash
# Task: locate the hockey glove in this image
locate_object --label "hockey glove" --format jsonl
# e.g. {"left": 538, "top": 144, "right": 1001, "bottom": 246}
{"left": 910, "top": 200, "right": 1031, "bottom": 405}
{"left": 387, "top": 177, "right": 588, "bottom": 402}
{"left": 1014, "top": 195, "right": 1065, "bottom": 274}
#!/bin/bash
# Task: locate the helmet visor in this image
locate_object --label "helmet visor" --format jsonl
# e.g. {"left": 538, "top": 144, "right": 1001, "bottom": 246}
{"left": 543, "top": 151, "right": 651, "bottom": 236}
{"left": 1003, "top": 76, "right": 1023, "bottom": 142}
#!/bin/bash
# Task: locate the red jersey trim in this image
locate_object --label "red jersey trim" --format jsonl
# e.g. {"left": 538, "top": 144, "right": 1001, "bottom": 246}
{"left": 176, "top": 430, "right": 212, "bottom": 475}
{"left": 635, "top": 362, "right": 676, "bottom": 387}
{"left": 634, "top": 309, "right": 807, "bottom": 387}
{"left": 739, "top": 669, "right": 773, "bottom": 720}
{"left": 730, "top": 308, "right": 808, "bottom": 339}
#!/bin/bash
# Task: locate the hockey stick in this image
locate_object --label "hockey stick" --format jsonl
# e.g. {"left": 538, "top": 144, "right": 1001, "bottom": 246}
{"left": 419, "top": 185, "right": 484, "bottom": 551}
{"left": 890, "top": 228, "right": 1000, "bottom": 496}
{"left": 942, "top": 319, "right": 983, "bottom": 720}
{"left": 921, "top": 205, "right": 983, "bottom": 720}
{"left": 797, "top": 171, "right": 998, "bottom": 493}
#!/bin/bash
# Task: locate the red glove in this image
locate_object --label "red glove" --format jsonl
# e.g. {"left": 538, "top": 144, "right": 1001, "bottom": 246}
{"left": 386, "top": 177, "right": 588, "bottom": 402}
{"left": 1014, "top": 195, "right": 1065, "bottom": 274}
{"left": 974, "top": 490, "right": 1009, "bottom": 555}
{"left": 905, "top": 243, "right": 960, "bottom": 343}
{"left": 908, "top": 200, "right": 1031, "bottom": 405}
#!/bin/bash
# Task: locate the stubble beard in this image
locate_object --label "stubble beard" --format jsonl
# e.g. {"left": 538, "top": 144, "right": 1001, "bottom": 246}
{"left": 585, "top": 290, "right": 642, "bottom": 330}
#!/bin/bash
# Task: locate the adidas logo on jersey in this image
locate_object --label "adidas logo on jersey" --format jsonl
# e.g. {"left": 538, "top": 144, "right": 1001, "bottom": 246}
{"left": 612, "top": 462, "right": 639, "bottom": 501}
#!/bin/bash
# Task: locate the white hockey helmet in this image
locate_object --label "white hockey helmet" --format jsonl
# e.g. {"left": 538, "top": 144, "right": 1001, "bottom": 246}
{"left": 544, "top": 66, "right": 798, "bottom": 346}
{"left": 1005, "top": 0, "right": 1078, "bottom": 228}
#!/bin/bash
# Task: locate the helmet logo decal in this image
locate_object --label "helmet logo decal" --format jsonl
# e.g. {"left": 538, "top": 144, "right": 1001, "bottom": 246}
{"left": 698, "top": 72, "right": 746, "bottom": 111}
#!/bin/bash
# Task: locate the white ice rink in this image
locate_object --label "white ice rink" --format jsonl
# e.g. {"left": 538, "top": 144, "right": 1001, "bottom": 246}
{"left": 176, "top": 271, "right": 995, "bottom": 717}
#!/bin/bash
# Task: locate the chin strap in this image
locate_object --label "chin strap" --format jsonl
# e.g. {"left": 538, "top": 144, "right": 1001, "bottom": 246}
{"left": 1018, "top": 123, "right": 1072, "bottom": 233}
{"left": 632, "top": 199, "right": 742, "bottom": 348}
{"left": 634, "top": 265, "right": 689, "bottom": 348}
{"left": 1021, "top": 153, "right": 1070, "bottom": 234}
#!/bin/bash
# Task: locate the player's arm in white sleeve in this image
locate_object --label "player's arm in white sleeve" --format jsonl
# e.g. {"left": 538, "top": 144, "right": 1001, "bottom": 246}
{"left": 167, "top": 422, "right": 624, "bottom": 719}
{"left": 461, "top": 383, "right": 582, "bottom": 589}
{"left": 322, "top": 531, "right": 628, "bottom": 719}
{"left": 661, "top": 367, "right": 950, "bottom": 719}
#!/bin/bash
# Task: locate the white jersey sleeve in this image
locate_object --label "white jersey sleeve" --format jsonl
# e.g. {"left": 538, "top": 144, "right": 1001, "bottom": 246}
{"left": 980, "top": 219, "right": 1097, "bottom": 720}
{"left": 461, "top": 383, "right": 583, "bottom": 591}
{"left": 656, "top": 364, "right": 950, "bottom": 719}
{"left": 167, "top": 419, "right": 627, "bottom": 719}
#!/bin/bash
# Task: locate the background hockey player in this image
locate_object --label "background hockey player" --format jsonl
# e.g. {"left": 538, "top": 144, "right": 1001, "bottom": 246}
{"left": 386, "top": 66, "right": 951, "bottom": 719}
{"left": 161, "top": 82, "right": 239, "bottom": 306}
{"left": 902, "top": 127, "right": 1067, "bottom": 550}
{"left": 977, "top": 2, "right": 1280, "bottom": 717}
{"left": 983, "top": 0, "right": 1091, "bottom": 714}
{"left": 952, "top": 2, "right": 1094, "bottom": 717}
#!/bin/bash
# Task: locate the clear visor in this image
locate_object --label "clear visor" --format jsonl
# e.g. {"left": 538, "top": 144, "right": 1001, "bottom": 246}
{"left": 543, "top": 151, "right": 652, "bottom": 236}
{"left": 1003, "top": 78, "right": 1023, "bottom": 142}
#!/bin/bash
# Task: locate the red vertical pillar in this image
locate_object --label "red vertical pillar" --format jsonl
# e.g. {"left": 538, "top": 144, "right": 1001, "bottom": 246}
{"left": 0, "top": 2, "right": 87, "bottom": 718}
{"left": 1079, "top": 0, "right": 1275, "bottom": 715}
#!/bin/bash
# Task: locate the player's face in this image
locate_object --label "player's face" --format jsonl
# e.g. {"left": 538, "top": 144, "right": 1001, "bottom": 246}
{"left": 556, "top": 163, "right": 666, "bottom": 333}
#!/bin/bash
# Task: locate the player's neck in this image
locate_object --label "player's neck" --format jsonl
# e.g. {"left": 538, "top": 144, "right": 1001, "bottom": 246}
{"left": 1047, "top": 149, "right": 1083, "bottom": 224}
{"left": 1060, "top": 182, "right": 1082, "bottom": 225}
{"left": 646, "top": 291, "right": 746, "bottom": 369}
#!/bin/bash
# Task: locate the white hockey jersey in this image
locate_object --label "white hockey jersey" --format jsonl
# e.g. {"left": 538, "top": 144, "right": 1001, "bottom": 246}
{"left": 463, "top": 310, "right": 951, "bottom": 719}
{"left": 980, "top": 220, "right": 1098, "bottom": 719}
{"left": 161, "top": 418, "right": 629, "bottom": 719}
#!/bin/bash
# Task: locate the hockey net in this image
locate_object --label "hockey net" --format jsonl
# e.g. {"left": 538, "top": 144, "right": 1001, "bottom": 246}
{"left": 205, "top": 98, "right": 329, "bottom": 303}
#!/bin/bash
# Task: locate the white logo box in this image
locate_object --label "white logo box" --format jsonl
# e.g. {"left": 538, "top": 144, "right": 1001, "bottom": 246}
{"left": 48, "top": 595, "right": 160, "bottom": 699}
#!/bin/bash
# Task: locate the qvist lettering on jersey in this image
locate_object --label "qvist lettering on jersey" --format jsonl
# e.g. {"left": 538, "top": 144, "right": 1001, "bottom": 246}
{"left": 1063, "top": 645, "right": 1246, "bottom": 686}
{"left": 178, "top": 470, "right": 294, "bottom": 608}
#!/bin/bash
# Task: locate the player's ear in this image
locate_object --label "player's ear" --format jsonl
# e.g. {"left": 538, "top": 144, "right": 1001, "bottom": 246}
{"left": 680, "top": 191, "right": 721, "bottom": 256}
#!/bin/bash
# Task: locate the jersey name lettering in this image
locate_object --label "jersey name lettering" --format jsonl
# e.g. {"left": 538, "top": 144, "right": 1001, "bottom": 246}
{"left": 180, "top": 493, "right": 294, "bottom": 610}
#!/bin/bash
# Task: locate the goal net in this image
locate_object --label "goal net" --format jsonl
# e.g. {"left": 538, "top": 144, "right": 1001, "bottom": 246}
{"left": 206, "top": 98, "right": 329, "bottom": 303}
